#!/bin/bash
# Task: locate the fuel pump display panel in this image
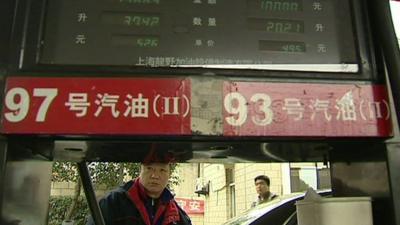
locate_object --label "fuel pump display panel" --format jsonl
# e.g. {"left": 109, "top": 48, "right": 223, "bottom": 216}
{"left": 40, "top": 0, "right": 358, "bottom": 72}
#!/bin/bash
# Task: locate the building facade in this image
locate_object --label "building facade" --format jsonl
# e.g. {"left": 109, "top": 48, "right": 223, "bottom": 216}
{"left": 172, "top": 162, "right": 330, "bottom": 225}
{"left": 173, "top": 163, "right": 285, "bottom": 225}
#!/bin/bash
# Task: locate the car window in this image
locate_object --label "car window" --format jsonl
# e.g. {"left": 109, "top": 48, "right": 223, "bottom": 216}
{"left": 252, "top": 199, "right": 297, "bottom": 225}
{"left": 282, "top": 211, "right": 297, "bottom": 225}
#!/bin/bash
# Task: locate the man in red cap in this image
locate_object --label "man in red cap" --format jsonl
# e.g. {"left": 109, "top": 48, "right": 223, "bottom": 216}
{"left": 87, "top": 150, "right": 191, "bottom": 225}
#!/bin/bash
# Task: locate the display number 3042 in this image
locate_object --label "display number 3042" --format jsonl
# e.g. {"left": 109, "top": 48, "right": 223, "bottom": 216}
{"left": 224, "top": 92, "right": 273, "bottom": 126}
{"left": 4, "top": 88, "right": 58, "bottom": 122}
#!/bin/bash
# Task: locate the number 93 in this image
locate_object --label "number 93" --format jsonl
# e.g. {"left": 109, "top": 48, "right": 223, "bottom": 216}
{"left": 224, "top": 92, "right": 273, "bottom": 126}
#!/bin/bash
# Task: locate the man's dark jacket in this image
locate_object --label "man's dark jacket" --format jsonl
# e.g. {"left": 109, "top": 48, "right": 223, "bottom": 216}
{"left": 87, "top": 179, "right": 192, "bottom": 225}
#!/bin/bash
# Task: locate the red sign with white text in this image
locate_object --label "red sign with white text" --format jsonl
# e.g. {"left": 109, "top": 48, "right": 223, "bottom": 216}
{"left": 1, "top": 77, "right": 191, "bottom": 135}
{"left": 223, "top": 82, "right": 392, "bottom": 137}
{"left": 175, "top": 198, "right": 204, "bottom": 214}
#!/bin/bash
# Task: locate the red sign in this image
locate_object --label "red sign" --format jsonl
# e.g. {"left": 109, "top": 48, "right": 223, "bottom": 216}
{"left": 223, "top": 82, "right": 392, "bottom": 137}
{"left": 175, "top": 198, "right": 204, "bottom": 214}
{"left": 1, "top": 77, "right": 191, "bottom": 135}
{"left": 1, "top": 77, "right": 393, "bottom": 137}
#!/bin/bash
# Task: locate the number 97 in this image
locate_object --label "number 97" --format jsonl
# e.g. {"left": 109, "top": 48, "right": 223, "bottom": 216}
{"left": 4, "top": 87, "right": 58, "bottom": 123}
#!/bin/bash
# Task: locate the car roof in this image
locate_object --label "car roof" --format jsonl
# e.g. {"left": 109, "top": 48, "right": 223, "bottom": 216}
{"left": 222, "top": 189, "right": 331, "bottom": 225}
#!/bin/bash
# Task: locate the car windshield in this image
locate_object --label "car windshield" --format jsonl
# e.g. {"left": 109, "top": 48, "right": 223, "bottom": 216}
{"left": 222, "top": 192, "right": 304, "bottom": 225}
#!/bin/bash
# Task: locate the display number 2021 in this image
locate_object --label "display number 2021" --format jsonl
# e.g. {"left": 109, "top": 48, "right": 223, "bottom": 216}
{"left": 4, "top": 88, "right": 58, "bottom": 122}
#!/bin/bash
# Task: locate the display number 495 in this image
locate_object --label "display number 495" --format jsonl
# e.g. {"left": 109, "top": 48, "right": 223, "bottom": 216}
{"left": 4, "top": 88, "right": 58, "bottom": 122}
{"left": 224, "top": 92, "right": 273, "bottom": 126}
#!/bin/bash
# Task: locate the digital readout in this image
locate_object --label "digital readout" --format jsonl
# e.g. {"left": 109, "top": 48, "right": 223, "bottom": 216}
{"left": 111, "top": 35, "right": 159, "bottom": 47}
{"left": 248, "top": 18, "right": 304, "bottom": 33}
{"left": 102, "top": 12, "right": 160, "bottom": 27}
{"left": 115, "top": 0, "right": 160, "bottom": 4}
{"left": 247, "top": 0, "right": 303, "bottom": 12}
{"left": 259, "top": 40, "right": 306, "bottom": 52}
{"left": 40, "top": 0, "right": 359, "bottom": 71}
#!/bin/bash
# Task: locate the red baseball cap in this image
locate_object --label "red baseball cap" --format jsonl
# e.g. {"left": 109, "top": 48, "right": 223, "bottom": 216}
{"left": 142, "top": 148, "right": 175, "bottom": 164}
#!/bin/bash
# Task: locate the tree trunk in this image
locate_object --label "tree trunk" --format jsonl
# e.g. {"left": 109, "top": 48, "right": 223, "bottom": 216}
{"left": 65, "top": 178, "right": 82, "bottom": 221}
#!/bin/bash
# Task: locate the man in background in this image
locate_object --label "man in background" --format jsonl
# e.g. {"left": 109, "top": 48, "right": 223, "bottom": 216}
{"left": 251, "top": 175, "right": 278, "bottom": 208}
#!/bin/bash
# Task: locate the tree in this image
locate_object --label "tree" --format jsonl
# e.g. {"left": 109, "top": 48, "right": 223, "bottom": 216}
{"left": 50, "top": 162, "right": 180, "bottom": 224}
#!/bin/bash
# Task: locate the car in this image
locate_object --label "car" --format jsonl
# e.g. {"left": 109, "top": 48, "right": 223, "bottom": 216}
{"left": 222, "top": 190, "right": 331, "bottom": 225}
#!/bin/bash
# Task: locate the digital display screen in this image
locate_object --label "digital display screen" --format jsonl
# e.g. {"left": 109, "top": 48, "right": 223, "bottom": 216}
{"left": 102, "top": 12, "right": 160, "bottom": 27}
{"left": 111, "top": 35, "right": 159, "bottom": 47}
{"left": 247, "top": 0, "right": 303, "bottom": 12}
{"left": 40, "top": 0, "right": 358, "bottom": 72}
{"left": 247, "top": 18, "right": 304, "bottom": 33}
{"left": 114, "top": 0, "right": 160, "bottom": 4}
{"left": 259, "top": 40, "right": 306, "bottom": 52}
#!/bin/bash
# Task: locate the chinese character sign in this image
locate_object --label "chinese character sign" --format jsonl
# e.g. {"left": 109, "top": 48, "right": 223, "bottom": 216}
{"left": 0, "top": 77, "right": 392, "bottom": 137}
{"left": 223, "top": 82, "right": 392, "bottom": 137}
{"left": 1, "top": 77, "right": 191, "bottom": 135}
{"left": 175, "top": 198, "right": 204, "bottom": 214}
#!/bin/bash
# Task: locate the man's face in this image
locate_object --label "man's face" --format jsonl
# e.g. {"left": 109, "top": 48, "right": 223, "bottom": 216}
{"left": 255, "top": 179, "right": 269, "bottom": 195}
{"left": 139, "top": 163, "right": 171, "bottom": 198}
